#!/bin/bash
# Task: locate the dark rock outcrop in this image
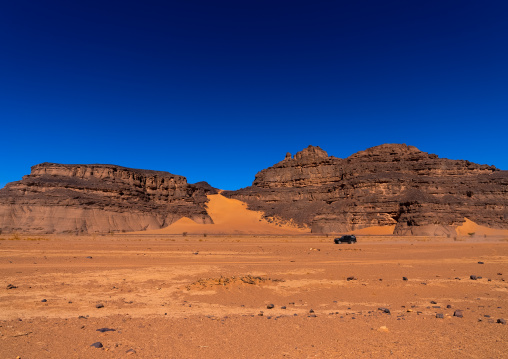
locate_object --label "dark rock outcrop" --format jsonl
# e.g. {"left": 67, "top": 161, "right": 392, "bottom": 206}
{"left": 1, "top": 144, "right": 506, "bottom": 236}
{"left": 224, "top": 144, "right": 508, "bottom": 235}
{"left": 0, "top": 163, "right": 217, "bottom": 234}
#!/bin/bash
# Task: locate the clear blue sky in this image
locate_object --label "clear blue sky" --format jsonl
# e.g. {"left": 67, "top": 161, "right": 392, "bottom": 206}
{"left": 1, "top": 1, "right": 507, "bottom": 190}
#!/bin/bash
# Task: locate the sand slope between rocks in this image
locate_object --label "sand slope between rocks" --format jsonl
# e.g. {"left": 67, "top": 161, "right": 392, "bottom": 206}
{"left": 456, "top": 217, "right": 508, "bottom": 237}
{"left": 139, "top": 194, "right": 310, "bottom": 235}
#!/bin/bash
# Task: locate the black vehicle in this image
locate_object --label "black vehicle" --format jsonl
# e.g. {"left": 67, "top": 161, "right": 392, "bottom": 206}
{"left": 334, "top": 235, "right": 357, "bottom": 244}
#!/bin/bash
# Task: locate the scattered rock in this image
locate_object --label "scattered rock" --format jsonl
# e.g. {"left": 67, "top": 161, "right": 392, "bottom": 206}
{"left": 266, "top": 304, "right": 274, "bottom": 309}
{"left": 6, "top": 284, "right": 17, "bottom": 290}
{"left": 281, "top": 306, "right": 286, "bottom": 309}
{"left": 453, "top": 310, "right": 463, "bottom": 318}
{"left": 86, "top": 256, "right": 93, "bottom": 259}
{"left": 478, "top": 261, "right": 484, "bottom": 264}
{"left": 430, "top": 301, "right": 437, "bottom": 304}
{"left": 378, "top": 307, "right": 391, "bottom": 314}
{"left": 402, "top": 277, "right": 408, "bottom": 281}
{"left": 96, "top": 328, "right": 116, "bottom": 332}
{"left": 346, "top": 276, "right": 356, "bottom": 281}
{"left": 41, "top": 299, "right": 47, "bottom": 302}
{"left": 436, "top": 313, "right": 444, "bottom": 319}
{"left": 470, "top": 275, "right": 477, "bottom": 280}
{"left": 96, "top": 303, "right": 104, "bottom": 309}
{"left": 446, "top": 305, "right": 452, "bottom": 309}
{"left": 90, "top": 342, "right": 103, "bottom": 348}
{"left": 377, "top": 326, "right": 389, "bottom": 332}
{"left": 497, "top": 318, "right": 506, "bottom": 325}
{"left": 309, "top": 309, "right": 315, "bottom": 313}
{"left": 126, "top": 348, "right": 136, "bottom": 355}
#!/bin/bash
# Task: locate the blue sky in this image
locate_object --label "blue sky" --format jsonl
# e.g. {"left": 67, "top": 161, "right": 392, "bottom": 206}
{"left": 1, "top": 1, "right": 507, "bottom": 190}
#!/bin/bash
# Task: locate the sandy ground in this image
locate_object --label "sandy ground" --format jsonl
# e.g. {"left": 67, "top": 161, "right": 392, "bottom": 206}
{"left": 1, "top": 233, "right": 507, "bottom": 359}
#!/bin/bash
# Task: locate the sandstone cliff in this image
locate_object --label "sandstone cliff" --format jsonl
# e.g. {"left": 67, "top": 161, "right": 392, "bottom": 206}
{"left": 224, "top": 144, "right": 508, "bottom": 236}
{"left": 2, "top": 145, "right": 507, "bottom": 236}
{"left": 0, "top": 163, "right": 217, "bottom": 234}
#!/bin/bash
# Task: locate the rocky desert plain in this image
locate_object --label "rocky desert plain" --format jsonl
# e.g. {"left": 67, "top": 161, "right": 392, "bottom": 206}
{"left": 1, "top": 144, "right": 507, "bottom": 358}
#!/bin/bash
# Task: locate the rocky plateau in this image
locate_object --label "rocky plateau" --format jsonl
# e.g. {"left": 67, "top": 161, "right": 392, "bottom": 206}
{"left": 0, "top": 144, "right": 507, "bottom": 235}
{"left": 224, "top": 144, "right": 508, "bottom": 236}
{"left": 0, "top": 163, "right": 217, "bottom": 234}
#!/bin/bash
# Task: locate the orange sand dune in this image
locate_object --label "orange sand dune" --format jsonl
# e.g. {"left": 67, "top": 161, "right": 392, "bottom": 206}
{"left": 140, "top": 194, "right": 310, "bottom": 235}
{"left": 456, "top": 217, "right": 508, "bottom": 237}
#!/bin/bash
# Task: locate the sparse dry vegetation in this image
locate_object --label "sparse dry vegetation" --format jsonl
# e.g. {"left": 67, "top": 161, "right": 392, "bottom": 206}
{"left": 0, "top": 233, "right": 49, "bottom": 241}
{"left": 186, "top": 275, "right": 285, "bottom": 290}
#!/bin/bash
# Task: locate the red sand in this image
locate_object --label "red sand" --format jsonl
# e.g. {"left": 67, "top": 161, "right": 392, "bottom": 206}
{"left": 1, "top": 234, "right": 507, "bottom": 358}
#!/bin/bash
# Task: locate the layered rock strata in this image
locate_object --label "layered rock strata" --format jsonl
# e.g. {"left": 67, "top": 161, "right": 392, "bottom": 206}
{"left": 0, "top": 163, "right": 217, "bottom": 234}
{"left": 224, "top": 144, "right": 508, "bottom": 236}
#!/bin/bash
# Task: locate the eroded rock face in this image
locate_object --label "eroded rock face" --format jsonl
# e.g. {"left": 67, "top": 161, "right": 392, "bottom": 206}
{"left": 2, "top": 145, "right": 507, "bottom": 236}
{"left": 224, "top": 144, "right": 508, "bottom": 235}
{"left": 0, "top": 163, "right": 217, "bottom": 234}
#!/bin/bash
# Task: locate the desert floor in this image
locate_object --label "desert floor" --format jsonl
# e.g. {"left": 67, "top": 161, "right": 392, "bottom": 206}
{"left": 1, "top": 234, "right": 507, "bottom": 358}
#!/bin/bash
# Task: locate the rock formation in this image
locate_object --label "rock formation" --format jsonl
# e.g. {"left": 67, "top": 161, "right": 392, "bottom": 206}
{"left": 1, "top": 145, "right": 506, "bottom": 236}
{"left": 0, "top": 163, "right": 217, "bottom": 234}
{"left": 223, "top": 144, "right": 508, "bottom": 236}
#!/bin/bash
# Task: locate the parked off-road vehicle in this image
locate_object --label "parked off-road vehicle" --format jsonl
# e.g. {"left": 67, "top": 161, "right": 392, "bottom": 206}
{"left": 334, "top": 235, "right": 357, "bottom": 244}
